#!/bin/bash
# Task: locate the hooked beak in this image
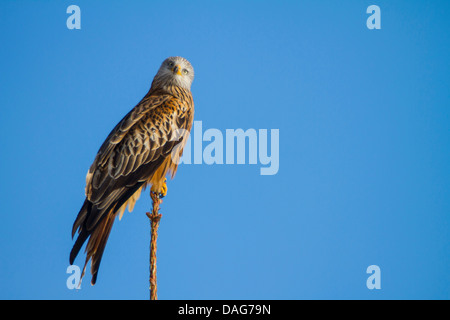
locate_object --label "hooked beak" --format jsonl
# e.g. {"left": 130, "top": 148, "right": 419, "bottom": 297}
{"left": 172, "top": 64, "right": 182, "bottom": 76}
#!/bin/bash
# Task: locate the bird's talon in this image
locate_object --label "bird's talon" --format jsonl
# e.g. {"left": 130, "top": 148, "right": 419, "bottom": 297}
{"left": 150, "top": 178, "right": 168, "bottom": 199}
{"left": 160, "top": 179, "right": 168, "bottom": 198}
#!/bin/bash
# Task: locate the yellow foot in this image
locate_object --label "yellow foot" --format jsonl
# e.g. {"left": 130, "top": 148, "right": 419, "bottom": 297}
{"left": 150, "top": 178, "right": 168, "bottom": 199}
{"left": 160, "top": 180, "right": 167, "bottom": 198}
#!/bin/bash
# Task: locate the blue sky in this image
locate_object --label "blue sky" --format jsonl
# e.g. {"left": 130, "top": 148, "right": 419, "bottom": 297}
{"left": 0, "top": 0, "right": 449, "bottom": 299}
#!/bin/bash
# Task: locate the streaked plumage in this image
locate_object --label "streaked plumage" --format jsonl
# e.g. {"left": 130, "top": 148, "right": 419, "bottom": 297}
{"left": 70, "top": 56, "right": 194, "bottom": 285}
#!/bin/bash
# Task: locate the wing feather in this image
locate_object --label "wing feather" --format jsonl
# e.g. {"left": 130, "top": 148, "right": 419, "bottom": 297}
{"left": 85, "top": 94, "right": 172, "bottom": 199}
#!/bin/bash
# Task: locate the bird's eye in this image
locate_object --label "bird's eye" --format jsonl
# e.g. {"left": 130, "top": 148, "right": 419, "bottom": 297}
{"left": 182, "top": 69, "right": 189, "bottom": 75}
{"left": 168, "top": 61, "right": 174, "bottom": 67}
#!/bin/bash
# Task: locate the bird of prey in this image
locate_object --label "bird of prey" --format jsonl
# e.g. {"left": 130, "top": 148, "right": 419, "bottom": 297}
{"left": 70, "top": 56, "right": 195, "bottom": 285}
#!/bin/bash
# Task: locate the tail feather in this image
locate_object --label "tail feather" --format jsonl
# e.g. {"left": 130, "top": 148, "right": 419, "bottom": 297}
{"left": 71, "top": 199, "right": 90, "bottom": 238}
{"left": 70, "top": 182, "right": 147, "bottom": 285}
{"left": 70, "top": 200, "right": 91, "bottom": 265}
{"left": 70, "top": 202, "right": 117, "bottom": 285}
{"left": 70, "top": 228, "right": 89, "bottom": 265}
{"left": 87, "top": 213, "right": 116, "bottom": 285}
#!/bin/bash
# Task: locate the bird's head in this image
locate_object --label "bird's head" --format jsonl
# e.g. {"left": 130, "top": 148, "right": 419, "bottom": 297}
{"left": 154, "top": 56, "right": 194, "bottom": 91}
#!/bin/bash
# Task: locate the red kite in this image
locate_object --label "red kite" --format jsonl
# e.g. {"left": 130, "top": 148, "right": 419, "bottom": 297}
{"left": 70, "top": 56, "right": 194, "bottom": 285}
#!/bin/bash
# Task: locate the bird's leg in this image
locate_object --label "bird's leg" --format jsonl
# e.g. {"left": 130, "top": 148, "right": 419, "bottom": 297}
{"left": 160, "top": 178, "right": 168, "bottom": 198}
{"left": 150, "top": 178, "right": 168, "bottom": 199}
